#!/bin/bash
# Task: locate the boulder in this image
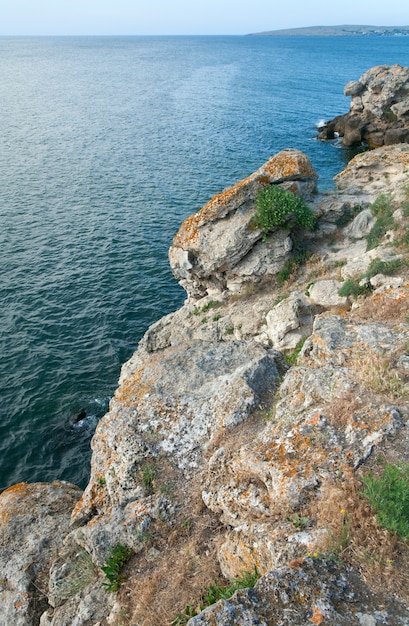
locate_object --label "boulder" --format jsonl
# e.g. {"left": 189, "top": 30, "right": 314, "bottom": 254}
{"left": 318, "top": 64, "right": 409, "bottom": 147}
{"left": 265, "top": 291, "right": 313, "bottom": 351}
{"left": 307, "top": 279, "right": 349, "bottom": 309}
{"left": 169, "top": 149, "right": 318, "bottom": 300}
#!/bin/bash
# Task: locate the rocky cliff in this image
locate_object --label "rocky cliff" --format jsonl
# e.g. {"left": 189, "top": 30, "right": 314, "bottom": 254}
{"left": 2, "top": 145, "right": 409, "bottom": 626}
{"left": 318, "top": 64, "right": 409, "bottom": 147}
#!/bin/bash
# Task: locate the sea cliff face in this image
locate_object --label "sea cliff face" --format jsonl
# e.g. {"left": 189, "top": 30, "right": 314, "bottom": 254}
{"left": 2, "top": 145, "right": 409, "bottom": 626}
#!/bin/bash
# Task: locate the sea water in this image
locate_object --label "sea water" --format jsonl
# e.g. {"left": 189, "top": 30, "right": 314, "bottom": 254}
{"left": 1, "top": 35, "right": 409, "bottom": 490}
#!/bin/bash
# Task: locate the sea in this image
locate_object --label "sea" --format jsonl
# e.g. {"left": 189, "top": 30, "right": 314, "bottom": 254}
{"left": 1, "top": 35, "right": 409, "bottom": 492}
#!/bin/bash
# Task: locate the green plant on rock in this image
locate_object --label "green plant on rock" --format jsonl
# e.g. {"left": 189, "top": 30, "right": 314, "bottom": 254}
{"left": 56, "top": 548, "right": 97, "bottom": 599}
{"left": 101, "top": 543, "right": 133, "bottom": 592}
{"left": 276, "top": 249, "right": 312, "bottom": 286}
{"left": 252, "top": 185, "right": 316, "bottom": 238}
{"left": 338, "top": 279, "right": 372, "bottom": 299}
{"left": 140, "top": 462, "right": 157, "bottom": 492}
{"left": 366, "top": 193, "right": 395, "bottom": 251}
{"left": 172, "top": 569, "right": 258, "bottom": 626}
{"left": 286, "top": 513, "right": 309, "bottom": 529}
{"left": 364, "top": 257, "right": 404, "bottom": 279}
{"left": 362, "top": 463, "right": 409, "bottom": 540}
{"left": 284, "top": 337, "right": 307, "bottom": 366}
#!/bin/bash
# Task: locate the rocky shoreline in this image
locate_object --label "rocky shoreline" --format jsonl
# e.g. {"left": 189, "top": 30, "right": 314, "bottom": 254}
{"left": 318, "top": 64, "right": 409, "bottom": 147}
{"left": 2, "top": 143, "right": 409, "bottom": 625}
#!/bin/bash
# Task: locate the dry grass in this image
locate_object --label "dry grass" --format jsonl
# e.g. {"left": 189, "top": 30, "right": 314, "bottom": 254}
{"left": 351, "top": 288, "right": 409, "bottom": 322}
{"left": 349, "top": 349, "right": 408, "bottom": 400}
{"left": 121, "top": 510, "right": 224, "bottom": 626}
{"left": 310, "top": 474, "right": 409, "bottom": 604}
{"left": 111, "top": 458, "right": 226, "bottom": 626}
{"left": 324, "top": 390, "right": 363, "bottom": 429}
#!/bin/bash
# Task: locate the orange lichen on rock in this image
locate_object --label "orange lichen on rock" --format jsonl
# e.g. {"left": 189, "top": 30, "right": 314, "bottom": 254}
{"left": 263, "top": 150, "right": 318, "bottom": 180}
{"left": 172, "top": 149, "right": 318, "bottom": 250}
{"left": 309, "top": 606, "right": 324, "bottom": 624}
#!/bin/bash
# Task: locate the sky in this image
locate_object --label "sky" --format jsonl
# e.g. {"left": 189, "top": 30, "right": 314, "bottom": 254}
{"left": 1, "top": 0, "right": 409, "bottom": 36}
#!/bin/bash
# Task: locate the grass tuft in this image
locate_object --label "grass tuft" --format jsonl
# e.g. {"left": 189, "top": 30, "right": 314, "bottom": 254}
{"left": 362, "top": 463, "right": 409, "bottom": 540}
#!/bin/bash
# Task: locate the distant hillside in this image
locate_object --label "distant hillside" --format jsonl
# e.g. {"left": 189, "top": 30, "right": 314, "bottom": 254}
{"left": 250, "top": 24, "right": 409, "bottom": 36}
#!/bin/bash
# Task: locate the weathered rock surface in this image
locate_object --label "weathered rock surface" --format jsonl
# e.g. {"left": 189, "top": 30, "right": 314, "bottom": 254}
{"left": 3, "top": 145, "right": 409, "bottom": 626}
{"left": 187, "top": 558, "right": 409, "bottom": 625}
{"left": 169, "top": 148, "right": 318, "bottom": 300}
{"left": 0, "top": 481, "right": 82, "bottom": 626}
{"left": 318, "top": 64, "right": 409, "bottom": 147}
{"left": 265, "top": 291, "right": 313, "bottom": 351}
{"left": 334, "top": 143, "right": 409, "bottom": 199}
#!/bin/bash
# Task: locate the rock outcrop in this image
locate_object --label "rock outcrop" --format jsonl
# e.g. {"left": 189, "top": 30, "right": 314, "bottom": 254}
{"left": 318, "top": 64, "right": 409, "bottom": 147}
{"left": 2, "top": 145, "right": 409, "bottom": 625}
{"left": 169, "top": 148, "right": 318, "bottom": 300}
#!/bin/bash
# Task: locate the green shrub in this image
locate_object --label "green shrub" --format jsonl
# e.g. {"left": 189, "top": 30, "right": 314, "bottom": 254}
{"left": 284, "top": 337, "right": 307, "bottom": 366}
{"left": 253, "top": 186, "right": 315, "bottom": 237}
{"left": 101, "top": 543, "right": 133, "bottom": 592}
{"left": 364, "top": 258, "right": 403, "bottom": 279}
{"left": 338, "top": 279, "right": 372, "bottom": 299}
{"left": 366, "top": 215, "right": 395, "bottom": 250}
{"left": 366, "top": 193, "right": 395, "bottom": 251}
{"left": 370, "top": 193, "right": 394, "bottom": 217}
{"left": 140, "top": 462, "right": 157, "bottom": 492}
{"left": 362, "top": 463, "right": 409, "bottom": 539}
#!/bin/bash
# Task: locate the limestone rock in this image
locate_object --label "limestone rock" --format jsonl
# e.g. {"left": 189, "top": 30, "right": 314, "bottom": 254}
{"left": 169, "top": 149, "right": 318, "bottom": 300}
{"left": 187, "top": 558, "right": 409, "bottom": 625}
{"left": 265, "top": 291, "right": 313, "bottom": 351}
{"left": 318, "top": 64, "right": 409, "bottom": 147}
{"left": 345, "top": 208, "right": 375, "bottom": 239}
{"left": 70, "top": 339, "right": 282, "bottom": 561}
{"left": 0, "top": 481, "right": 82, "bottom": 626}
{"left": 307, "top": 279, "right": 349, "bottom": 309}
{"left": 335, "top": 144, "right": 409, "bottom": 200}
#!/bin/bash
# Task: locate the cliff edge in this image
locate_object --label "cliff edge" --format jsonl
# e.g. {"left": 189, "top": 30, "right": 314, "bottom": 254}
{"left": 2, "top": 145, "right": 409, "bottom": 626}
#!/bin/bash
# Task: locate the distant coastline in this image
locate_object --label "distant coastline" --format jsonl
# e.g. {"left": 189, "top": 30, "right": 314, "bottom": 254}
{"left": 250, "top": 24, "right": 409, "bottom": 37}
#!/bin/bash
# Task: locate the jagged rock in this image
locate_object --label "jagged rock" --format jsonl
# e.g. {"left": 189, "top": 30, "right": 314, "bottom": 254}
{"left": 169, "top": 149, "right": 318, "bottom": 300}
{"left": 318, "top": 64, "right": 409, "bottom": 147}
{"left": 187, "top": 558, "right": 409, "bottom": 625}
{"left": 0, "top": 481, "right": 82, "bottom": 626}
{"left": 370, "top": 273, "right": 404, "bottom": 291}
{"left": 3, "top": 147, "right": 409, "bottom": 625}
{"left": 265, "top": 291, "right": 313, "bottom": 351}
{"left": 335, "top": 144, "right": 409, "bottom": 199}
{"left": 70, "top": 339, "right": 282, "bottom": 562}
{"left": 201, "top": 310, "right": 406, "bottom": 576}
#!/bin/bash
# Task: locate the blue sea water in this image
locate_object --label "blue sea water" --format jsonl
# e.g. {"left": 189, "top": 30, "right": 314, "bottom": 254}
{"left": 1, "top": 35, "right": 409, "bottom": 491}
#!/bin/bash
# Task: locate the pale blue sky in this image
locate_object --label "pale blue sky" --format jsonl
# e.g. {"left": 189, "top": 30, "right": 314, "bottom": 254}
{"left": 1, "top": 0, "right": 408, "bottom": 36}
